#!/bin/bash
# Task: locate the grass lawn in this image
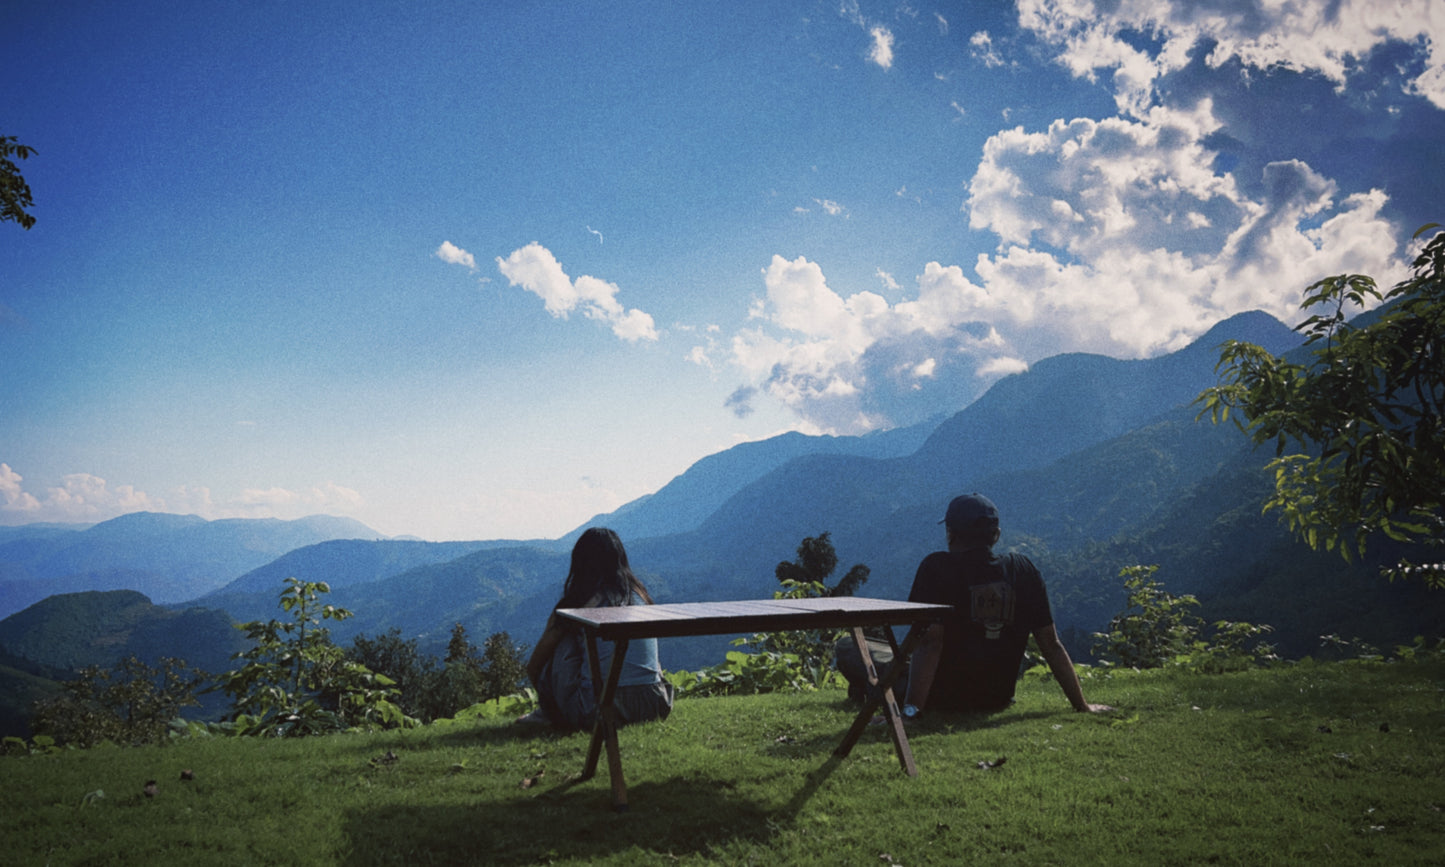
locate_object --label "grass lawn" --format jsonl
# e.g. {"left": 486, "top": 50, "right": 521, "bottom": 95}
{"left": 2, "top": 657, "right": 1442, "bottom": 865}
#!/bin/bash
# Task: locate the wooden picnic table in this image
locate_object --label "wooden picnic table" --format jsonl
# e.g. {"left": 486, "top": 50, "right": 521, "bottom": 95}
{"left": 555, "top": 596, "right": 951, "bottom": 810}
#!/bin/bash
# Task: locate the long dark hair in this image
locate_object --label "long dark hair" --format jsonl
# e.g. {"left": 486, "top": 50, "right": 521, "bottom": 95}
{"left": 555, "top": 527, "right": 654, "bottom": 611}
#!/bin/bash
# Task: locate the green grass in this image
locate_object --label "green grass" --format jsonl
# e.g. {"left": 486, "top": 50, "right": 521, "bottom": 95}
{"left": 3, "top": 658, "right": 1443, "bottom": 866}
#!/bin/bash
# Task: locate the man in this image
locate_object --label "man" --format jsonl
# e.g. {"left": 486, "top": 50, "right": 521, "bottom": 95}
{"left": 899, "top": 493, "right": 1110, "bottom": 718}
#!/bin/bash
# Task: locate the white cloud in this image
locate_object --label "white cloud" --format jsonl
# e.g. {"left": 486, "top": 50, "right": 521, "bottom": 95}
{"left": 726, "top": 255, "right": 1028, "bottom": 433}
{"left": 0, "top": 463, "right": 41, "bottom": 513}
{"left": 725, "top": 83, "right": 1411, "bottom": 433}
{"left": 869, "top": 25, "right": 895, "bottom": 69}
{"left": 978, "top": 356, "right": 1029, "bottom": 378}
{"left": 496, "top": 242, "right": 658, "bottom": 342}
{"left": 967, "top": 101, "right": 1240, "bottom": 257}
{"left": 961, "top": 100, "right": 1406, "bottom": 357}
{"left": 238, "top": 482, "right": 364, "bottom": 513}
{"left": 970, "top": 31, "right": 1005, "bottom": 68}
{"left": 0, "top": 465, "right": 366, "bottom": 526}
{"left": 1017, "top": 0, "right": 1445, "bottom": 112}
{"left": 435, "top": 240, "right": 476, "bottom": 270}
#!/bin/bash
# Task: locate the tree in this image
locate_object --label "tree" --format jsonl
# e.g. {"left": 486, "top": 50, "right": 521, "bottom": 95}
{"left": 479, "top": 631, "right": 528, "bottom": 703}
{"left": 1196, "top": 225, "right": 1445, "bottom": 587}
{"left": 435, "top": 622, "right": 485, "bottom": 713}
{"left": 739, "top": 532, "right": 872, "bottom": 687}
{"left": 1, "top": 135, "right": 37, "bottom": 230}
{"left": 348, "top": 628, "right": 440, "bottom": 722}
{"left": 216, "top": 577, "right": 406, "bottom": 736}
{"left": 774, "top": 531, "right": 871, "bottom": 598}
{"left": 30, "top": 656, "right": 205, "bottom": 748}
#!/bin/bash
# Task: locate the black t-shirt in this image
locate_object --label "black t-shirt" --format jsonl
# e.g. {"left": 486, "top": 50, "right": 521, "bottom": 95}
{"left": 906, "top": 548, "right": 1054, "bottom": 711}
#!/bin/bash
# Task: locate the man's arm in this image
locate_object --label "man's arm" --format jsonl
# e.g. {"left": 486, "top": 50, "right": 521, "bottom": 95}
{"left": 903, "top": 622, "right": 945, "bottom": 711}
{"left": 1032, "top": 623, "right": 1112, "bottom": 713}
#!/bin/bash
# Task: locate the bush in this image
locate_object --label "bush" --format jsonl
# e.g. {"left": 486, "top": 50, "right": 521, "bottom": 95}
{"left": 1093, "top": 565, "right": 1277, "bottom": 673}
{"left": 29, "top": 656, "right": 205, "bottom": 748}
{"left": 215, "top": 578, "right": 408, "bottom": 737}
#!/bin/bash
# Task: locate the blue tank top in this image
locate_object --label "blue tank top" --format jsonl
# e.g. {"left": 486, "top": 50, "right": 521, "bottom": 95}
{"left": 591, "top": 636, "right": 663, "bottom": 688}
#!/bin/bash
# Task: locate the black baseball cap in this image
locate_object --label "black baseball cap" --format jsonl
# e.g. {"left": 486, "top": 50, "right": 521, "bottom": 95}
{"left": 940, "top": 493, "right": 999, "bottom": 528}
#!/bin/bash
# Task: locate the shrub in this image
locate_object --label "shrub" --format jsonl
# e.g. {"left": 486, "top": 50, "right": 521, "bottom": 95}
{"left": 1093, "top": 565, "right": 1277, "bottom": 673}
{"left": 215, "top": 577, "right": 408, "bottom": 737}
{"left": 29, "top": 655, "right": 205, "bottom": 748}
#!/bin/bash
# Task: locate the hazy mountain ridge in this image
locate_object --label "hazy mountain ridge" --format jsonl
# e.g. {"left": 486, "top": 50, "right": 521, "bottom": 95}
{"left": 0, "top": 512, "right": 387, "bottom": 618}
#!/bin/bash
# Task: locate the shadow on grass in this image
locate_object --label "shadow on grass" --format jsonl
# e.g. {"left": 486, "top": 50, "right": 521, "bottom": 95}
{"left": 341, "top": 698, "right": 1070, "bottom": 862}
{"left": 341, "top": 762, "right": 842, "bottom": 865}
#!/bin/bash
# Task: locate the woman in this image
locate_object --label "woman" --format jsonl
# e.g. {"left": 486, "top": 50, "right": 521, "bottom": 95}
{"left": 517, "top": 527, "right": 673, "bottom": 730}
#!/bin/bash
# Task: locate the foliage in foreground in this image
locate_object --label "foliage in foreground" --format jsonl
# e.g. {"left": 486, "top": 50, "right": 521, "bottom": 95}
{"left": 2, "top": 656, "right": 1441, "bottom": 865}
{"left": 213, "top": 578, "right": 407, "bottom": 737}
{"left": 1197, "top": 224, "right": 1445, "bottom": 585}
{"left": 1, "top": 134, "right": 37, "bottom": 230}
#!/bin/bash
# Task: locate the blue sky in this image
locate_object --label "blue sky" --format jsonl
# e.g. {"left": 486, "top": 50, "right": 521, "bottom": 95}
{"left": 2, "top": 1, "right": 1441, "bottom": 541}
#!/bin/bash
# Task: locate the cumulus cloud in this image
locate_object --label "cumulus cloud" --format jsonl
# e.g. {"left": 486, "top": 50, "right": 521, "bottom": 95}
{"left": 726, "top": 92, "right": 1409, "bottom": 434}
{"left": 496, "top": 242, "right": 659, "bottom": 342}
{"left": 435, "top": 240, "right": 476, "bottom": 270}
{"left": 726, "top": 255, "right": 1021, "bottom": 434}
{"left": 1017, "top": 0, "right": 1445, "bottom": 112}
{"left": 840, "top": 1, "right": 897, "bottom": 71}
{"left": 238, "top": 482, "right": 363, "bottom": 513}
{"left": 0, "top": 468, "right": 159, "bottom": 523}
{"left": 0, "top": 463, "right": 41, "bottom": 513}
{"left": 962, "top": 99, "right": 1406, "bottom": 357}
{"left": 714, "top": 0, "right": 1423, "bottom": 437}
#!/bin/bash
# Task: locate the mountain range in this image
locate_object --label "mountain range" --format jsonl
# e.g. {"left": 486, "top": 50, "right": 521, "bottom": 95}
{"left": 0, "top": 513, "right": 385, "bottom": 619}
{"left": 4, "top": 308, "right": 1443, "bottom": 735}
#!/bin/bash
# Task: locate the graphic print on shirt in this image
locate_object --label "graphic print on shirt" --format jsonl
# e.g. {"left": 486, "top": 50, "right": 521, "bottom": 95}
{"left": 970, "top": 581, "right": 1016, "bottom": 640}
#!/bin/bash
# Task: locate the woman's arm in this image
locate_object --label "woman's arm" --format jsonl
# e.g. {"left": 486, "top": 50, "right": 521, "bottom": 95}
{"left": 526, "top": 613, "right": 567, "bottom": 685}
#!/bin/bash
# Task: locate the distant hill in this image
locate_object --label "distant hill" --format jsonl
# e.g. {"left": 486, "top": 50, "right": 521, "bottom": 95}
{"left": 0, "top": 589, "right": 247, "bottom": 673}
{"left": 0, "top": 589, "right": 250, "bottom": 737}
{"left": 196, "top": 538, "right": 524, "bottom": 626}
{"left": 0, "top": 513, "right": 387, "bottom": 618}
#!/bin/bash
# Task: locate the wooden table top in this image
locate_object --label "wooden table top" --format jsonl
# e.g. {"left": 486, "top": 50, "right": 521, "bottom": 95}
{"left": 555, "top": 596, "right": 950, "bottom": 640}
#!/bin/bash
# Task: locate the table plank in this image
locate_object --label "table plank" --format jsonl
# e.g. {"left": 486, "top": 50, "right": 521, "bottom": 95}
{"left": 556, "top": 597, "right": 948, "bottom": 640}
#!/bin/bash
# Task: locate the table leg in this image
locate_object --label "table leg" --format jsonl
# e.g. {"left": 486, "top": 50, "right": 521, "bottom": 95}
{"left": 580, "top": 631, "right": 631, "bottom": 811}
{"left": 834, "top": 625, "right": 923, "bottom": 776}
